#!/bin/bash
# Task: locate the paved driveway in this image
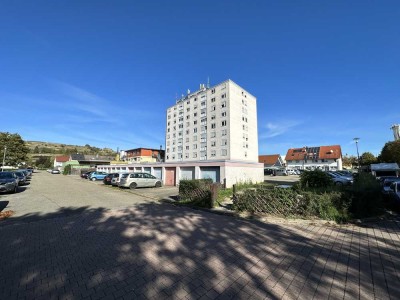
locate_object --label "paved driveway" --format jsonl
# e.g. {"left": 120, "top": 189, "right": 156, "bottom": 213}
{"left": 1, "top": 171, "right": 178, "bottom": 221}
{"left": 0, "top": 172, "right": 399, "bottom": 299}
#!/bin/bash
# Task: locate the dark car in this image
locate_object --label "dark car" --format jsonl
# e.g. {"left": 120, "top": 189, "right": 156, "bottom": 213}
{"left": 81, "top": 171, "right": 94, "bottom": 179}
{"left": 0, "top": 172, "right": 19, "bottom": 193}
{"left": 382, "top": 178, "right": 400, "bottom": 196}
{"left": 14, "top": 171, "right": 27, "bottom": 185}
{"left": 388, "top": 181, "right": 400, "bottom": 205}
{"left": 103, "top": 173, "right": 119, "bottom": 185}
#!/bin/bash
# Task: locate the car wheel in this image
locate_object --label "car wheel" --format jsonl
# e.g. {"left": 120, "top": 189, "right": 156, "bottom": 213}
{"left": 12, "top": 185, "right": 18, "bottom": 193}
{"left": 91, "top": 177, "right": 97, "bottom": 181}
{"left": 155, "top": 181, "right": 162, "bottom": 188}
{"left": 129, "top": 182, "right": 137, "bottom": 189}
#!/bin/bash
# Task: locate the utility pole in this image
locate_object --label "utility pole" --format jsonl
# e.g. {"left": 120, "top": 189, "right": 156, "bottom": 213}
{"left": 2, "top": 146, "right": 6, "bottom": 172}
{"left": 353, "top": 138, "right": 360, "bottom": 169}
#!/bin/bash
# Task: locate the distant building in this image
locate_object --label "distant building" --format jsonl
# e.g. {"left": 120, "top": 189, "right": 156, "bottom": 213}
{"left": 258, "top": 154, "right": 285, "bottom": 168}
{"left": 54, "top": 155, "right": 70, "bottom": 169}
{"left": 124, "top": 148, "right": 165, "bottom": 163}
{"left": 285, "top": 145, "right": 342, "bottom": 171}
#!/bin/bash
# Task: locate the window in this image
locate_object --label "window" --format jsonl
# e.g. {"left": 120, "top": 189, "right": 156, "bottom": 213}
{"left": 167, "top": 128, "right": 170, "bottom": 132}
{"left": 201, "top": 101, "right": 206, "bottom": 107}
{"left": 186, "top": 115, "right": 190, "bottom": 120}
{"left": 186, "top": 137, "right": 189, "bottom": 142}
{"left": 221, "top": 149, "right": 227, "bottom": 156}
{"left": 187, "top": 108, "right": 190, "bottom": 112}
{"left": 211, "top": 141, "right": 216, "bottom": 147}
{"left": 211, "top": 150, "right": 216, "bottom": 157}
{"left": 193, "top": 135, "right": 197, "bottom": 141}
{"left": 194, "top": 120, "right": 197, "bottom": 125}
{"left": 193, "top": 128, "right": 197, "bottom": 133}
{"left": 167, "top": 122, "right": 170, "bottom": 126}
{"left": 194, "top": 112, "right": 197, "bottom": 117}
{"left": 210, "top": 131, "right": 216, "bottom": 138}
{"left": 186, "top": 130, "right": 189, "bottom": 134}
{"left": 221, "top": 101, "right": 226, "bottom": 108}
{"left": 221, "top": 120, "right": 227, "bottom": 127}
{"left": 221, "top": 93, "right": 226, "bottom": 99}
{"left": 186, "top": 122, "right": 190, "bottom": 127}
{"left": 211, "top": 123, "right": 216, "bottom": 129}
{"left": 221, "top": 111, "right": 227, "bottom": 117}
{"left": 186, "top": 146, "right": 189, "bottom": 150}
{"left": 211, "top": 105, "right": 216, "bottom": 111}
{"left": 221, "top": 139, "right": 227, "bottom": 146}
{"left": 221, "top": 129, "right": 227, "bottom": 136}
{"left": 211, "top": 97, "right": 215, "bottom": 103}
{"left": 185, "top": 153, "right": 189, "bottom": 159}
{"left": 193, "top": 153, "right": 197, "bottom": 158}
{"left": 211, "top": 88, "right": 215, "bottom": 94}
{"left": 193, "top": 144, "right": 197, "bottom": 149}
{"left": 211, "top": 115, "right": 216, "bottom": 120}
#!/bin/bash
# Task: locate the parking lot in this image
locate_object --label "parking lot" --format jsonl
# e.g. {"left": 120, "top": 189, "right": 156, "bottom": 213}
{"left": 1, "top": 171, "right": 178, "bottom": 221}
{"left": 0, "top": 171, "right": 399, "bottom": 299}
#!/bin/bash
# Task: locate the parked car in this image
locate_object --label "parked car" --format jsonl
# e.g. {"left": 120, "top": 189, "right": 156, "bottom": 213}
{"left": 81, "top": 171, "right": 94, "bottom": 179}
{"left": 275, "top": 169, "right": 288, "bottom": 176}
{"left": 103, "top": 173, "right": 119, "bottom": 185}
{"left": 388, "top": 181, "right": 400, "bottom": 205}
{"left": 13, "top": 171, "right": 27, "bottom": 185}
{"left": 111, "top": 173, "right": 124, "bottom": 186}
{"left": 287, "top": 169, "right": 297, "bottom": 175}
{"left": 0, "top": 172, "right": 19, "bottom": 193}
{"left": 326, "top": 172, "right": 353, "bottom": 186}
{"left": 119, "top": 172, "right": 162, "bottom": 189}
{"left": 88, "top": 171, "right": 108, "bottom": 181}
{"left": 51, "top": 169, "right": 60, "bottom": 174}
{"left": 382, "top": 178, "right": 400, "bottom": 196}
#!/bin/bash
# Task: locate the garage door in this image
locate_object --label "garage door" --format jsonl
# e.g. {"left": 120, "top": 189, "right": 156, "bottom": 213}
{"left": 200, "top": 167, "right": 220, "bottom": 183}
{"left": 180, "top": 167, "right": 195, "bottom": 180}
{"left": 153, "top": 167, "right": 162, "bottom": 179}
{"left": 165, "top": 167, "right": 176, "bottom": 186}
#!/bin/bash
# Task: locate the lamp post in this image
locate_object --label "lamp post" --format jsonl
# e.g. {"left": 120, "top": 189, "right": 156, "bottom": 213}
{"left": 353, "top": 138, "right": 360, "bottom": 169}
{"left": 2, "top": 146, "right": 6, "bottom": 172}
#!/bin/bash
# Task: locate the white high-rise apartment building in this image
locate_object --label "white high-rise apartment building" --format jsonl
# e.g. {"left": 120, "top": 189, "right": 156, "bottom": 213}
{"left": 165, "top": 79, "right": 258, "bottom": 163}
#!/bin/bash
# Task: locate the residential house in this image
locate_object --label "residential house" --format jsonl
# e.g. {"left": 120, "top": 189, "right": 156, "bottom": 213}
{"left": 285, "top": 145, "right": 343, "bottom": 171}
{"left": 124, "top": 148, "right": 165, "bottom": 163}
{"left": 258, "top": 154, "right": 285, "bottom": 168}
{"left": 53, "top": 155, "right": 70, "bottom": 169}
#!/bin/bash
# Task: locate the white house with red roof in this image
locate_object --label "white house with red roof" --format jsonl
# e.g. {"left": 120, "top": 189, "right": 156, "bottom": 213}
{"left": 285, "top": 145, "right": 343, "bottom": 171}
{"left": 53, "top": 155, "right": 70, "bottom": 169}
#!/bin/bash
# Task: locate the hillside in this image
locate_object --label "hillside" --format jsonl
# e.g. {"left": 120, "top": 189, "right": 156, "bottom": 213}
{"left": 26, "top": 141, "right": 116, "bottom": 156}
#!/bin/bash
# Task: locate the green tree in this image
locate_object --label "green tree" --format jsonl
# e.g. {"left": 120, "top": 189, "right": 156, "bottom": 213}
{"left": 35, "top": 156, "right": 53, "bottom": 169}
{"left": 379, "top": 140, "right": 400, "bottom": 164}
{"left": 342, "top": 155, "right": 357, "bottom": 167}
{"left": 0, "top": 132, "right": 30, "bottom": 167}
{"left": 360, "top": 152, "right": 377, "bottom": 166}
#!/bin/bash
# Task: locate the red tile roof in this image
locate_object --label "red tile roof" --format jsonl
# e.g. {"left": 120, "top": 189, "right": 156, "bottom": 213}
{"left": 285, "top": 145, "right": 342, "bottom": 161}
{"left": 259, "top": 154, "right": 280, "bottom": 165}
{"left": 55, "top": 155, "right": 70, "bottom": 163}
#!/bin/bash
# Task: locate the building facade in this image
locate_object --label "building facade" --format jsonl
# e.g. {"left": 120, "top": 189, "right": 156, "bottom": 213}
{"left": 124, "top": 148, "right": 165, "bottom": 163}
{"left": 165, "top": 80, "right": 258, "bottom": 163}
{"left": 285, "top": 145, "right": 343, "bottom": 171}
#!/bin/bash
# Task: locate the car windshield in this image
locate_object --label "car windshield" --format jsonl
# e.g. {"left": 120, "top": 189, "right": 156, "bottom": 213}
{"left": 0, "top": 172, "right": 13, "bottom": 179}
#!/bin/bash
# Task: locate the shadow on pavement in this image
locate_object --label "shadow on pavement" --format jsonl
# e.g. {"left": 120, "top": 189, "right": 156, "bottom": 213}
{"left": 0, "top": 202, "right": 398, "bottom": 299}
{"left": 0, "top": 201, "right": 9, "bottom": 212}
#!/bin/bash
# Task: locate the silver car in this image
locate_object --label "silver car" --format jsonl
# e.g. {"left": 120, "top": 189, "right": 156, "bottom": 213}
{"left": 119, "top": 172, "right": 162, "bottom": 189}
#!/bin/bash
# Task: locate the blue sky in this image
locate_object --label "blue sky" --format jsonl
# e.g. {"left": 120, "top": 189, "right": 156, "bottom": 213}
{"left": 1, "top": 1, "right": 399, "bottom": 157}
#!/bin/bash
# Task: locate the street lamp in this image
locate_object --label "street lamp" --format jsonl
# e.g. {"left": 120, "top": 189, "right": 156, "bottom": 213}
{"left": 353, "top": 138, "right": 360, "bottom": 169}
{"left": 2, "top": 146, "right": 6, "bottom": 172}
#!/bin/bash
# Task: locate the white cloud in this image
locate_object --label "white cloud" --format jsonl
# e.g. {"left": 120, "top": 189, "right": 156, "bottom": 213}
{"left": 260, "top": 121, "right": 302, "bottom": 139}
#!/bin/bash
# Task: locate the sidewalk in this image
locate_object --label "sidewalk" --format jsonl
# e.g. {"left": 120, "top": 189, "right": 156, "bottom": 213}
{"left": 0, "top": 202, "right": 399, "bottom": 299}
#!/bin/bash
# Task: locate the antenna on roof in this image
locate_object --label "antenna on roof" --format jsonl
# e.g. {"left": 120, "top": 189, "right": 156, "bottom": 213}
{"left": 207, "top": 77, "right": 210, "bottom": 88}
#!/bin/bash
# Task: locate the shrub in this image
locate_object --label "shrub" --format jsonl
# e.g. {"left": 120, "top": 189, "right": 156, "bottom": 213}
{"left": 63, "top": 165, "right": 72, "bottom": 175}
{"left": 178, "top": 179, "right": 213, "bottom": 208}
{"left": 299, "top": 170, "right": 333, "bottom": 188}
{"left": 232, "top": 185, "right": 350, "bottom": 222}
{"left": 349, "top": 172, "right": 382, "bottom": 218}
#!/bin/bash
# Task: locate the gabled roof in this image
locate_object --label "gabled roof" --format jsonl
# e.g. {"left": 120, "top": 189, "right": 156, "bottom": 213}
{"left": 55, "top": 155, "right": 70, "bottom": 163}
{"left": 70, "top": 154, "right": 85, "bottom": 161}
{"left": 259, "top": 154, "right": 281, "bottom": 165}
{"left": 285, "top": 145, "right": 342, "bottom": 161}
